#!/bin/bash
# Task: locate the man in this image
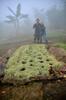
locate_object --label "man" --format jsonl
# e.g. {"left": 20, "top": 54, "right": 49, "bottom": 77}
{"left": 40, "top": 23, "right": 48, "bottom": 44}
{"left": 33, "top": 18, "right": 42, "bottom": 43}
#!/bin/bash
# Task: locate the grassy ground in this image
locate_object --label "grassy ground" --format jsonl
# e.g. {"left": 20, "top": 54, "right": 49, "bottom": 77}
{"left": 0, "top": 31, "right": 66, "bottom": 56}
{"left": 54, "top": 43, "right": 66, "bottom": 50}
{"left": 4, "top": 44, "right": 63, "bottom": 84}
{"left": 0, "top": 33, "right": 66, "bottom": 100}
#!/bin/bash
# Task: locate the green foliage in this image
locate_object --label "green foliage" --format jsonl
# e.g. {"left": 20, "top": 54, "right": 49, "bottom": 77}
{"left": 55, "top": 43, "right": 66, "bottom": 50}
{"left": 4, "top": 44, "right": 63, "bottom": 81}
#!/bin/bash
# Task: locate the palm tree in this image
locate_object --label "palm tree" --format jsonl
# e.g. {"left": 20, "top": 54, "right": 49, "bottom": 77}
{"left": 5, "top": 3, "right": 28, "bottom": 34}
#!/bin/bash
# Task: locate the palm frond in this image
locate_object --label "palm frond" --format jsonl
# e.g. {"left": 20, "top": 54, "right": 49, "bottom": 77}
{"left": 20, "top": 14, "right": 28, "bottom": 19}
{"left": 5, "top": 16, "right": 16, "bottom": 23}
{"left": 6, "top": 15, "right": 15, "bottom": 20}
{"left": 16, "top": 3, "right": 21, "bottom": 17}
{"left": 5, "top": 20, "right": 14, "bottom": 23}
{"left": 8, "top": 7, "right": 16, "bottom": 16}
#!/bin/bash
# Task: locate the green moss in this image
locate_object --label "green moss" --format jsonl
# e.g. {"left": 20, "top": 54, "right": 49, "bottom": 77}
{"left": 4, "top": 44, "right": 63, "bottom": 81}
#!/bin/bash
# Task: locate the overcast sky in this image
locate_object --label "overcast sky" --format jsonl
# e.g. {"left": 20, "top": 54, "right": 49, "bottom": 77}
{"left": 0, "top": 0, "right": 62, "bottom": 21}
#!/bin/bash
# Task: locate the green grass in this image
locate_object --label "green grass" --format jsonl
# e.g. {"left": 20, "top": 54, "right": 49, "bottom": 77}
{"left": 0, "top": 31, "right": 66, "bottom": 56}
{"left": 55, "top": 43, "right": 66, "bottom": 50}
{"left": 4, "top": 44, "right": 63, "bottom": 82}
{"left": 47, "top": 32, "right": 66, "bottom": 42}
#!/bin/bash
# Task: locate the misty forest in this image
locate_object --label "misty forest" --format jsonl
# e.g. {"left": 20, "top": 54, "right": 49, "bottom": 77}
{"left": 0, "top": 0, "right": 66, "bottom": 100}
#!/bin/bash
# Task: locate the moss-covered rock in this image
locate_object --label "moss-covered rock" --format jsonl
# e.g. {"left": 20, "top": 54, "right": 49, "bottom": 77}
{"left": 4, "top": 44, "right": 63, "bottom": 83}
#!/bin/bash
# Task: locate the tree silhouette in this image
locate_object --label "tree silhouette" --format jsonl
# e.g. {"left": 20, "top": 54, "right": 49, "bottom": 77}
{"left": 5, "top": 3, "right": 28, "bottom": 34}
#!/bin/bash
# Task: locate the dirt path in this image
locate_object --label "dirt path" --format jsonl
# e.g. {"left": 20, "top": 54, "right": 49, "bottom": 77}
{"left": 48, "top": 46, "right": 66, "bottom": 63}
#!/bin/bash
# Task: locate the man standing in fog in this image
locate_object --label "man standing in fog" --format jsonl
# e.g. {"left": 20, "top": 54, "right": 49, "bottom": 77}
{"left": 33, "top": 18, "right": 48, "bottom": 43}
{"left": 40, "top": 22, "right": 48, "bottom": 44}
{"left": 33, "top": 18, "right": 42, "bottom": 43}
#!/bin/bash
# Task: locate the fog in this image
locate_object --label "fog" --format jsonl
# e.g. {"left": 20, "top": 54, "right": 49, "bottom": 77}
{"left": 0, "top": 0, "right": 66, "bottom": 44}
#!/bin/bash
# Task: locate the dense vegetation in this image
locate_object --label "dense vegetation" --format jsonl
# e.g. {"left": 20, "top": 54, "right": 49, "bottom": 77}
{"left": 4, "top": 44, "right": 63, "bottom": 82}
